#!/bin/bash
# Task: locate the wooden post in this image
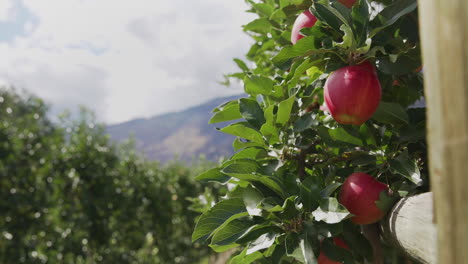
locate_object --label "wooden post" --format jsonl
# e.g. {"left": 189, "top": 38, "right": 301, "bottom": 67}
{"left": 381, "top": 193, "right": 436, "bottom": 264}
{"left": 418, "top": 0, "right": 468, "bottom": 263}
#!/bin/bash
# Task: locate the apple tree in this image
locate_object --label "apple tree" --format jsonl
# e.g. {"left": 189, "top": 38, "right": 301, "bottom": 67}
{"left": 0, "top": 88, "right": 216, "bottom": 264}
{"left": 193, "top": 0, "right": 427, "bottom": 263}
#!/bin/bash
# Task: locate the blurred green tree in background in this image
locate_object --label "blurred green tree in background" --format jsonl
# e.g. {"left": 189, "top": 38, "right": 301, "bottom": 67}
{"left": 0, "top": 88, "right": 219, "bottom": 264}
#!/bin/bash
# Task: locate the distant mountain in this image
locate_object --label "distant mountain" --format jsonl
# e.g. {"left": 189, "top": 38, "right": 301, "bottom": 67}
{"left": 106, "top": 95, "right": 243, "bottom": 162}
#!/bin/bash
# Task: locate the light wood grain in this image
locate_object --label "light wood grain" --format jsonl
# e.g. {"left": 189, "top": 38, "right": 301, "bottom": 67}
{"left": 381, "top": 193, "right": 436, "bottom": 264}
{"left": 418, "top": 0, "right": 468, "bottom": 262}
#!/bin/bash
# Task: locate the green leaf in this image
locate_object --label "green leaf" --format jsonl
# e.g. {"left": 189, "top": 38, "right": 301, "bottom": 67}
{"left": 234, "top": 58, "right": 249, "bottom": 72}
{"left": 232, "top": 138, "right": 265, "bottom": 151}
{"left": 372, "top": 102, "right": 409, "bottom": 125}
{"left": 299, "top": 177, "right": 321, "bottom": 212}
{"left": 312, "top": 3, "right": 351, "bottom": 34}
{"left": 359, "top": 124, "right": 377, "bottom": 146}
{"left": 231, "top": 147, "right": 269, "bottom": 160}
{"left": 243, "top": 186, "right": 264, "bottom": 216}
{"left": 370, "top": 0, "right": 418, "bottom": 37}
{"left": 228, "top": 249, "right": 264, "bottom": 264}
{"left": 260, "top": 105, "right": 280, "bottom": 144}
{"left": 329, "top": 127, "right": 364, "bottom": 146}
{"left": 319, "top": 182, "right": 342, "bottom": 198}
{"left": 288, "top": 58, "right": 321, "bottom": 86}
{"left": 331, "top": 1, "right": 352, "bottom": 22}
{"left": 334, "top": 24, "right": 355, "bottom": 49}
{"left": 272, "top": 36, "right": 316, "bottom": 66}
{"left": 262, "top": 201, "right": 284, "bottom": 213}
{"left": 209, "top": 102, "right": 242, "bottom": 124}
{"left": 351, "top": 0, "right": 370, "bottom": 46}
{"left": 285, "top": 233, "right": 301, "bottom": 259}
{"left": 239, "top": 98, "right": 266, "bottom": 129}
{"left": 294, "top": 113, "right": 319, "bottom": 132}
{"left": 285, "top": 233, "right": 317, "bottom": 264}
{"left": 260, "top": 123, "right": 279, "bottom": 145}
{"left": 375, "top": 190, "right": 398, "bottom": 213}
{"left": 196, "top": 168, "right": 231, "bottom": 183}
{"left": 317, "top": 126, "right": 347, "bottom": 147}
{"left": 247, "top": 232, "right": 277, "bottom": 255}
{"left": 342, "top": 225, "right": 372, "bottom": 260}
{"left": 276, "top": 95, "right": 296, "bottom": 126}
{"left": 377, "top": 55, "right": 421, "bottom": 75}
{"left": 243, "top": 18, "right": 272, "bottom": 33}
{"left": 399, "top": 124, "right": 425, "bottom": 143}
{"left": 222, "top": 161, "right": 284, "bottom": 196}
{"left": 260, "top": 122, "right": 280, "bottom": 144}
{"left": 278, "top": 196, "right": 300, "bottom": 220}
{"left": 236, "top": 225, "right": 281, "bottom": 244}
{"left": 192, "top": 198, "right": 248, "bottom": 242}
{"left": 212, "top": 99, "right": 238, "bottom": 112}
{"left": 300, "top": 235, "right": 318, "bottom": 264}
{"left": 220, "top": 122, "right": 265, "bottom": 144}
{"left": 253, "top": 3, "right": 275, "bottom": 17}
{"left": 244, "top": 76, "right": 274, "bottom": 95}
{"left": 211, "top": 218, "right": 256, "bottom": 246}
{"left": 389, "top": 151, "right": 422, "bottom": 185}
{"left": 312, "top": 197, "right": 350, "bottom": 224}
{"left": 222, "top": 159, "right": 259, "bottom": 174}
{"left": 209, "top": 243, "right": 240, "bottom": 253}
{"left": 270, "top": 8, "right": 287, "bottom": 20}
{"left": 263, "top": 104, "right": 276, "bottom": 124}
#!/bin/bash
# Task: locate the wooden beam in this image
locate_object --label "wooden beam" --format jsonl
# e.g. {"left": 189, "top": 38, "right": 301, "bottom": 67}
{"left": 381, "top": 193, "right": 436, "bottom": 264}
{"left": 418, "top": 0, "right": 468, "bottom": 263}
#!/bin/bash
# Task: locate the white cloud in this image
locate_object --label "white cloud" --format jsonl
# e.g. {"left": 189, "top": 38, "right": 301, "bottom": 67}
{"left": 0, "top": 0, "right": 255, "bottom": 124}
{"left": 0, "top": 0, "right": 13, "bottom": 21}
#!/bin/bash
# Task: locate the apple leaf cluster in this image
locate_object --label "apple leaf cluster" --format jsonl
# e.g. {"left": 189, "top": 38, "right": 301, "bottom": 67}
{"left": 193, "top": 0, "right": 427, "bottom": 263}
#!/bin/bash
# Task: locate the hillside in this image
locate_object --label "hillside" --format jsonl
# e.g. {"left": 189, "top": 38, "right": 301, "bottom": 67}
{"left": 106, "top": 95, "right": 243, "bottom": 162}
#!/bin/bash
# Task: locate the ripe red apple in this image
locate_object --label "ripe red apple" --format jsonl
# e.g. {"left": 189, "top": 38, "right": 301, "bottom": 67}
{"left": 339, "top": 173, "right": 389, "bottom": 225}
{"left": 291, "top": 10, "right": 317, "bottom": 44}
{"left": 318, "top": 237, "right": 350, "bottom": 264}
{"left": 324, "top": 62, "right": 381, "bottom": 125}
{"left": 337, "top": 0, "right": 357, "bottom": 8}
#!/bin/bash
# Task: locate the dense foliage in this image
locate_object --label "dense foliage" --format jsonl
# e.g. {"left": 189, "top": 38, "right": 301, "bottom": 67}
{"left": 0, "top": 88, "right": 216, "bottom": 264}
{"left": 193, "top": 0, "right": 427, "bottom": 263}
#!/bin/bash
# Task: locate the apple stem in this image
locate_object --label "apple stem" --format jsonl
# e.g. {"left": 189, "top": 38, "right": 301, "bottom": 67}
{"left": 362, "top": 224, "right": 384, "bottom": 264}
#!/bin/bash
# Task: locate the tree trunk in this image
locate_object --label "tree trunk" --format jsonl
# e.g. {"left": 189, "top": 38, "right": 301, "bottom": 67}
{"left": 419, "top": 0, "right": 468, "bottom": 262}
{"left": 381, "top": 193, "right": 436, "bottom": 264}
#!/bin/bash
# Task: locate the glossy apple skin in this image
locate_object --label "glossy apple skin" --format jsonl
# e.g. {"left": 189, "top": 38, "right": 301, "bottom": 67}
{"left": 318, "top": 237, "right": 350, "bottom": 264}
{"left": 339, "top": 173, "right": 389, "bottom": 225}
{"left": 338, "top": 0, "right": 357, "bottom": 8}
{"left": 324, "top": 63, "right": 381, "bottom": 125}
{"left": 291, "top": 10, "right": 318, "bottom": 44}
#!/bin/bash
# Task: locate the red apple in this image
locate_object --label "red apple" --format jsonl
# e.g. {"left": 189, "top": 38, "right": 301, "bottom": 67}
{"left": 318, "top": 237, "right": 350, "bottom": 264}
{"left": 339, "top": 173, "right": 389, "bottom": 225}
{"left": 324, "top": 62, "right": 381, "bottom": 125}
{"left": 291, "top": 10, "right": 317, "bottom": 44}
{"left": 337, "top": 0, "right": 357, "bottom": 8}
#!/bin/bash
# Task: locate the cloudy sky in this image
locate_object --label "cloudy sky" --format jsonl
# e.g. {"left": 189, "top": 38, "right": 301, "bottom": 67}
{"left": 0, "top": 0, "right": 254, "bottom": 124}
